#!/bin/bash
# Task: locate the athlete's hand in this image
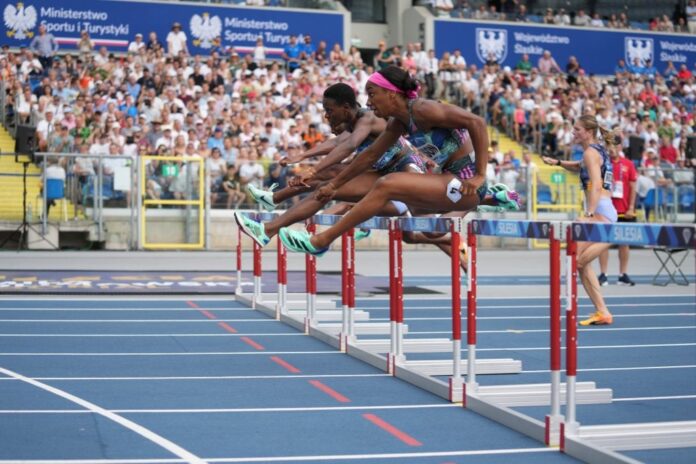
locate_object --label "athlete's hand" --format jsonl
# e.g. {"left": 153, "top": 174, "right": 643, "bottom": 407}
{"left": 624, "top": 209, "right": 635, "bottom": 219}
{"left": 315, "top": 181, "right": 336, "bottom": 203}
{"left": 541, "top": 156, "right": 558, "bottom": 166}
{"left": 297, "top": 166, "right": 316, "bottom": 187}
{"left": 459, "top": 174, "right": 485, "bottom": 196}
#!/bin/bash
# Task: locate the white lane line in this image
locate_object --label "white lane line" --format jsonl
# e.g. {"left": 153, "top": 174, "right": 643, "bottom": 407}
{"left": 1, "top": 343, "right": 693, "bottom": 356}
{"left": 0, "top": 447, "right": 556, "bottom": 463}
{"left": 360, "top": 302, "right": 696, "bottom": 310}
{"left": 613, "top": 395, "right": 696, "bottom": 402}
{"left": 0, "top": 333, "right": 303, "bottom": 337}
{"left": 3, "top": 325, "right": 693, "bottom": 338}
{"left": 523, "top": 364, "right": 696, "bottom": 374}
{"left": 0, "top": 308, "right": 254, "bottom": 312}
{"left": 371, "top": 313, "right": 694, "bottom": 321}
{"left": 0, "top": 373, "right": 390, "bottom": 381}
{"left": 407, "top": 326, "right": 696, "bottom": 335}
{"left": 0, "top": 403, "right": 457, "bottom": 414}
{"left": 0, "top": 319, "right": 274, "bottom": 322}
{"left": 0, "top": 351, "right": 341, "bottom": 356}
{"left": 0, "top": 366, "right": 204, "bottom": 464}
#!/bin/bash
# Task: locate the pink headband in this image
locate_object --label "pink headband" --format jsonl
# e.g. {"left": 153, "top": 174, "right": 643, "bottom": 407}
{"left": 367, "top": 72, "right": 419, "bottom": 100}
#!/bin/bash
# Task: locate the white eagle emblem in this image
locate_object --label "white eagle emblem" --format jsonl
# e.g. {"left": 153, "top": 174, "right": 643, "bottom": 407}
{"left": 476, "top": 28, "right": 507, "bottom": 64}
{"left": 625, "top": 37, "right": 653, "bottom": 67}
{"left": 190, "top": 12, "right": 222, "bottom": 49}
{"left": 4, "top": 2, "right": 37, "bottom": 40}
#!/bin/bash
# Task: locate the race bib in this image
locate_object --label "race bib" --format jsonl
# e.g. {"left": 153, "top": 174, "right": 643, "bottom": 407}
{"left": 446, "top": 178, "right": 462, "bottom": 203}
{"left": 611, "top": 181, "right": 624, "bottom": 199}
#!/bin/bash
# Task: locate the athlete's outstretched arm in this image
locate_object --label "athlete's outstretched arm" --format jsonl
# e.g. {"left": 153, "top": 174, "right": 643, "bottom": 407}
{"left": 312, "top": 115, "right": 383, "bottom": 173}
{"left": 319, "top": 118, "right": 404, "bottom": 194}
{"left": 281, "top": 132, "right": 350, "bottom": 166}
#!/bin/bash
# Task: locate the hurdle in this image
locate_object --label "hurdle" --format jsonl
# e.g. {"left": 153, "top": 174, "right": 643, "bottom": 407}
{"left": 561, "top": 221, "right": 696, "bottom": 462}
{"left": 463, "top": 219, "right": 612, "bottom": 447}
{"left": 310, "top": 215, "right": 399, "bottom": 343}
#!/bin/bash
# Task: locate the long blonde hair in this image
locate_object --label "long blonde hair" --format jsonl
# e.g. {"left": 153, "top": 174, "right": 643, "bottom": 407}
{"left": 577, "top": 114, "right": 614, "bottom": 147}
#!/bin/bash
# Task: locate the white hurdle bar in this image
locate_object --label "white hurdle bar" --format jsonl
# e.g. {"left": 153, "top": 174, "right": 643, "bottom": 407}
{"left": 560, "top": 221, "right": 696, "bottom": 461}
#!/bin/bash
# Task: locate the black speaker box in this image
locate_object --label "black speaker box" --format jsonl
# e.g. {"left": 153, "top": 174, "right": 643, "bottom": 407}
{"left": 628, "top": 136, "right": 644, "bottom": 161}
{"left": 15, "top": 125, "right": 36, "bottom": 160}
{"left": 686, "top": 136, "right": 696, "bottom": 160}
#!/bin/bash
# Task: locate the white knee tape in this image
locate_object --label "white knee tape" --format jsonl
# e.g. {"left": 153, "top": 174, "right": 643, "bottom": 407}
{"left": 391, "top": 200, "right": 409, "bottom": 215}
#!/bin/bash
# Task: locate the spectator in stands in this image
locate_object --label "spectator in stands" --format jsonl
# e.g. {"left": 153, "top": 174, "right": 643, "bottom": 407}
{"left": 283, "top": 35, "right": 302, "bottom": 72}
{"left": 565, "top": 56, "right": 581, "bottom": 85}
{"left": 537, "top": 50, "right": 561, "bottom": 75}
{"left": 434, "top": 0, "right": 454, "bottom": 17}
{"left": 659, "top": 135, "right": 678, "bottom": 165}
{"left": 221, "top": 164, "right": 245, "bottom": 209}
{"left": 48, "top": 124, "right": 75, "bottom": 154}
{"left": 590, "top": 13, "right": 605, "bottom": 28}
{"left": 147, "top": 31, "right": 163, "bottom": 52}
{"left": 301, "top": 35, "right": 316, "bottom": 61}
{"left": 473, "top": 4, "right": 489, "bottom": 20}
{"left": 128, "top": 33, "right": 146, "bottom": 54}
{"left": 30, "top": 24, "right": 58, "bottom": 73}
{"left": 77, "top": 30, "right": 94, "bottom": 58}
{"left": 239, "top": 148, "right": 265, "bottom": 195}
{"left": 36, "top": 109, "right": 56, "bottom": 151}
{"left": 515, "top": 54, "right": 532, "bottom": 74}
{"left": 551, "top": 8, "right": 570, "bottom": 26}
{"left": 574, "top": 9, "right": 591, "bottom": 27}
{"left": 253, "top": 37, "right": 267, "bottom": 66}
{"left": 543, "top": 8, "right": 555, "bottom": 24}
{"left": 167, "top": 22, "right": 188, "bottom": 57}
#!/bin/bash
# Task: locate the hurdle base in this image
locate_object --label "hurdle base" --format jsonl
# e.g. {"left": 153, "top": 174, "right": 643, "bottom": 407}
{"left": 354, "top": 338, "right": 454, "bottom": 353}
{"left": 404, "top": 358, "right": 522, "bottom": 376}
{"left": 574, "top": 420, "right": 696, "bottom": 451}
{"left": 286, "top": 309, "right": 370, "bottom": 322}
{"left": 478, "top": 382, "right": 613, "bottom": 407}
{"left": 318, "top": 322, "right": 406, "bottom": 335}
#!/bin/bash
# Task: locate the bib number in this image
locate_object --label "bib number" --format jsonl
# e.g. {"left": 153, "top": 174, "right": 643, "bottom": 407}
{"left": 446, "top": 178, "right": 463, "bottom": 203}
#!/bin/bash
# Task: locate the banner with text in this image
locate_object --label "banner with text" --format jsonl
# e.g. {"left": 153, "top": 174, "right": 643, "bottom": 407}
{"left": 2, "top": 0, "right": 344, "bottom": 55}
{"left": 434, "top": 19, "right": 695, "bottom": 76}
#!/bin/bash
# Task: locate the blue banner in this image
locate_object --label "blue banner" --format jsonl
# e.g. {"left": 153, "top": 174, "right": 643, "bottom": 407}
{"left": 2, "top": 0, "right": 344, "bottom": 56}
{"left": 434, "top": 19, "right": 696, "bottom": 76}
{"left": 397, "top": 216, "right": 452, "bottom": 233}
{"left": 471, "top": 219, "right": 551, "bottom": 239}
{"left": 571, "top": 222, "right": 696, "bottom": 247}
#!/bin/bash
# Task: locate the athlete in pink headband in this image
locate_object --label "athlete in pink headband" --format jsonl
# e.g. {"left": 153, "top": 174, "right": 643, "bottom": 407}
{"left": 367, "top": 72, "right": 420, "bottom": 100}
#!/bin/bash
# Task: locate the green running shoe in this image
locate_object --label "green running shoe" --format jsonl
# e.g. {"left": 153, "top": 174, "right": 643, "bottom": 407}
{"left": 488, "top": 183, "right": 521, "bottom": 211}
{"left": 354, "top": 229, "right": 371, "bottom": 242}
{"left": 234, "top": 211, "right": 270, "bottom": 247}
{"left": 279, "top": 228, "right": 328, "bottom": 257}
{"left": 247, "top": 183, "right": 277, "bottom": 212}
{"left": 477, "top": 205, "right": 506, "bottom": 213}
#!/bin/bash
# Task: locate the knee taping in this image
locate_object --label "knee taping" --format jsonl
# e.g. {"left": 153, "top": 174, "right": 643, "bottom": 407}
{"left": 390, "top": 200, "right": 409, "bottom": 215}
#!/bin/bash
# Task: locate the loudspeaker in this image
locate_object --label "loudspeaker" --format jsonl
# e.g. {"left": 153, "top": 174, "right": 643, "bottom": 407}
{"left": 15, "top": 125, "right": 36, "bottom": 161}
{"left": 628, "top": 136, "right": 644, "bottom": 161}
{"left": 686, "top": 136, "right": 696, "bottom": 160}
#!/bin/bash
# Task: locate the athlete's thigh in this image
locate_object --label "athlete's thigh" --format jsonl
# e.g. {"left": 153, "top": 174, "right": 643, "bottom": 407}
{"left": 334, "top": 171, "right": 382, "bottom": 202}
{"left": 378, "top": 172, "right": 480, "bottom": 213}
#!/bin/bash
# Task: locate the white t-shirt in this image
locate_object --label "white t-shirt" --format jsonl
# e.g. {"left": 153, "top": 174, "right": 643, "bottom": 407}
{"left": 167, "top": 30, "right": 188, "bottom": 56}
{"left": 239, "top": 162, "right": 265, "bottom": 188}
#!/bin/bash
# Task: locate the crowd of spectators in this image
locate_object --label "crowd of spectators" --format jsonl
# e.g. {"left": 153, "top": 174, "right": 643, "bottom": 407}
{"left": 424, "top": 0, "right": 696, "bottom": 33}
{"left": 0, "top": 2, "right": 694, "bottom": 216}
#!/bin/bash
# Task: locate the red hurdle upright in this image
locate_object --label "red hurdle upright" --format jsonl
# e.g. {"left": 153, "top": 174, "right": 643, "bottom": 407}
{"left": 562, "top": 224, "right": 580, "bottom": 444}
{"left": 545, "top": 223, "right": 563, "bottom": 446}
{"left": 465, "top": 221, "right": 478, "bottom": 395}
{"left": 304, "top": 221, "right": 317, "bottom": 333}
{"left": 235, "top": 227, "right": 243, "bottom": 295}
{"left": 252, "top": 239, "right": 262, "bottom": 308}
{"left": 449, "top": 219, "right": 463, "bottom": 402}
{"left": 340, "top": 229, "right": 355, "bottom": 351}
{"left": 276, "top": 234, "right": 287, "bottom": 319}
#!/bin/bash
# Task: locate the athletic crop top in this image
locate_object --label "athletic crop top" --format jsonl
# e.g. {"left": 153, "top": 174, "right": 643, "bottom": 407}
{"left": 405, "top": 99, "right": 470, "bottom": 167}
{"left": 350, "top": 109, "right": 411, "bottom": 171}
{"left": 579, "top": 143, "right": 613, "bottom": 191}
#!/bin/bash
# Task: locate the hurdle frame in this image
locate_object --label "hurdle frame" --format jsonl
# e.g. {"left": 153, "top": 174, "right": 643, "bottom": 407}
{"left": 559, "top": 221, "right": 696, "bottom": 462}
